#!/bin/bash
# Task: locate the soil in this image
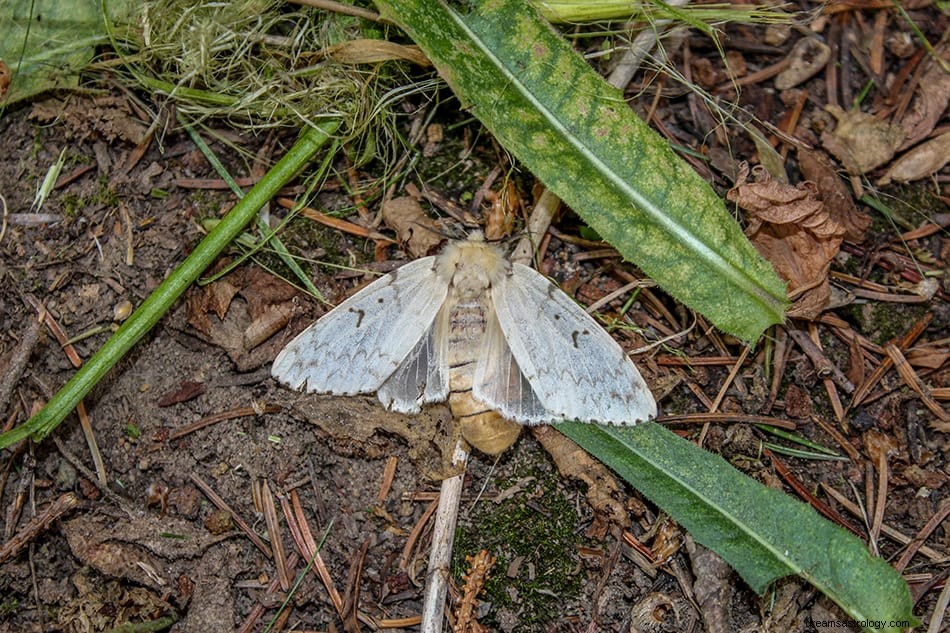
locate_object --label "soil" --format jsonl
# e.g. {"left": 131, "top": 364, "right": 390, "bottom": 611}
{"left": 1, "top": 3, "right": 948, "bottom": 633}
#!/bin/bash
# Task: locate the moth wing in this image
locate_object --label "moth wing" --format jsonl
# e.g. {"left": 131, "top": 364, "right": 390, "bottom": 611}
{"left": 376, "top": 304, "right": 449, "bottom": 413}
{"left": 272, "top": 256, "right": 449, "bottom": 401}
{"left": 490, "top": 263, "right": 656, "bottom": 425}
{"left": 472, "top": 311, "right": 549, "bottom": 424}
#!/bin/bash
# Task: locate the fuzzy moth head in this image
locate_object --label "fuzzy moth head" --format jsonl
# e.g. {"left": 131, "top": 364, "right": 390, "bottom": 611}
{"left": 435, "top": 232, "right": 510, "bottom": 301}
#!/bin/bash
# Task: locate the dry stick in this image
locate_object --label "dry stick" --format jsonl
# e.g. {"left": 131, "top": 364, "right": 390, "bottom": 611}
{"left": 819, "top": 483, "right": 946, "bottom": 563}
{"left": 377, "top": 455, "right": 399, "bottom": 505}
{"left": 167, "top": 404, "right": 282, "bottom": 440}
{"left": 420, "top": 441, "right": 468, "bottom": 633}
{"left": 786, "top": 327, "right": 855, "bottom": 395}
{"left": 0, "top": 315, "right": 43, "bottom": 415}
{"left": 288, "top": 489, "right": 345, "bottom": 615}
{"left": 698, "top": 345, "right": 751, "bottom": 446}
{"left": 25, "top": 298, "right": 109, "bottom": 485}
{"left": 885, "top": 344, "right": 948, "bottom": 422}
{"left": 894, "top": 499, "right": 950, "bottom": 573}
{"left": 261, "top": 480, "right": 292, "bottom": 591}
{"left": 850, "top": 312, "right": 933, "bottom": 410}
{"left": 236, "top": 552, "right": 301, "bottom": 633}
{"left": 769, "top": 450, "right": 863, "bottom": 538}
{"left": 51, "top": 435, "right": 135, "bottom": 518}
{"left": 398, "top": 496, "right": 439, "bottom": 571}
{"left": 658, "top": 412, "right": 796, "bottom": 431}
{"left": 0, "top": 492, "right": 79, "bottom": 563}
{"left": 926, "top": 579, "right": 950, "bottom": 633}
{"left": 190, "top": 473, "right": 272, "bottom": 558}
{"left": 806, "top": 321, "right": 847, "bottom": 424}
{"left": 869, "top": 450, "right": 889, "bottom": 557}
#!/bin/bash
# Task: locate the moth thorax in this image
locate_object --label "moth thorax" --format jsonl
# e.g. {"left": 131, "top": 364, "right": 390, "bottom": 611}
{"left": 450, "top": 392, "right": 521, "bottom": 455}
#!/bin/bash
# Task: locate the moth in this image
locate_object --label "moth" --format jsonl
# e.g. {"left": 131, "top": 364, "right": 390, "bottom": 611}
{"left": 272, "top": 233, "right": 656, "bottom": 454}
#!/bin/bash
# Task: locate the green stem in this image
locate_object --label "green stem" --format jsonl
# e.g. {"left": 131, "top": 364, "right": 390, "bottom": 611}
{"left": 1, "top": 121, "right": 340, "bottom": 448}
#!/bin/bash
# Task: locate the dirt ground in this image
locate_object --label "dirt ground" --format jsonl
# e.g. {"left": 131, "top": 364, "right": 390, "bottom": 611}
{"left": 1, "top": 3, "right": 948, "bottom": 633}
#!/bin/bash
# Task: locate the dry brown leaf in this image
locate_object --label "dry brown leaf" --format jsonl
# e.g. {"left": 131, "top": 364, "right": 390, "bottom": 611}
{"left": 381, "top": 196, "right": 443, "bottom": 257}
{"left": 798, "top": 148, "right": 870, "bottom": 242}
{"left": 821, "top": 105, "right": 904, "bottom": 175}
{"left": 864, "top": 429, "right": 899, "bottom": 470}
{"left": 531, "top": 425, "right": 631, "bottom": 528}
{"left": 880, "top": 131, "right": 950, "bottom": 185}
{"left": 325, "top": 39, "right": 430, "bottom": 66}
{"left": 775, "top": 37, "right": 831, "bottom": 90}
{"left": 484, "top": 180, "right": 520, "bottom": 241}
{"left": 728, "top": 164, "right": 846, "bottom": 319}
{"left": 898, "top": 42, "right": 950, "bottom": 148}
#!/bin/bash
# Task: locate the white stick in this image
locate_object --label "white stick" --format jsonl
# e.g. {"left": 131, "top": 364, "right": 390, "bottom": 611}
{"left": 420, "top": 440, "right": 469, "bottom": 633}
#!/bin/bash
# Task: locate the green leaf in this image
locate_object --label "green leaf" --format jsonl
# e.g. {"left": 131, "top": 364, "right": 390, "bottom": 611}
{"left": 560, "top": 422, "right": 918, "bottom": 631}
{"left": 0, "top": 0, "right": 133, "bottom": 106}
{"left": 374, "top": 0, "right": 789, "bottom": 342}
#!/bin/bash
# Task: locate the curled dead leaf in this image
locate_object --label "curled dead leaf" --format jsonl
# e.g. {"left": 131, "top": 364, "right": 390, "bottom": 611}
{"left": 380, "top": 196, "right": 443, "bottom": 257}
{"left": 898, "top": 42, "right": 950, "bottom": 148}
{"left": 728, "top": 164, "right": 845, "bottom": 319}
{"left": 797, "top": 148, "right": 870, "bottom": 242}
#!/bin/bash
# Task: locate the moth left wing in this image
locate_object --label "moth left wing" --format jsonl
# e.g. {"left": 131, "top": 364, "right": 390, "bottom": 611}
{"left": 376, "top": 304, "right": 450, "bottom": 413}
{"left": 490, "top": 263, "right": 656, "bottom": 425}
{"left": 272, "top": 256, "right": 449, "bottom": 404}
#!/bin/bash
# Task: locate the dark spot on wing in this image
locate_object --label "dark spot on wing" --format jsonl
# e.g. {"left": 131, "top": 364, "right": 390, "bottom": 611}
{"left": 349, "top": 307, "right": 365, "bottom": 328}
{"left": 571, "top": 329, "right": 590, "bottom": 348}
{"left": 553, "top": 314, "right": 561, "bottom": 320}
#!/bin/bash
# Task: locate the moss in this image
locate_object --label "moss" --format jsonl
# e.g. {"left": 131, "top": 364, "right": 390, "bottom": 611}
{"left": 452, "top": 460, "right": 583, "bottom": 629}
{"left": 855, "top": 301, "right": 928, "bottom": 346}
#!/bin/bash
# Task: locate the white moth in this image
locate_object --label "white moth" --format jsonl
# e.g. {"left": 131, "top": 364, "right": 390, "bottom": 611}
{"left": 272, "top": 233, "right": 656, "bottom": 440}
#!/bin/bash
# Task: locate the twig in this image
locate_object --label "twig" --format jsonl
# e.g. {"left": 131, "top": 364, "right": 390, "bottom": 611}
{"left": 869, "top": 450, "right": 889, "bottom": 556}
{"left": 895, "top": 499, "right": 950, "bottom": 572}
{"left": 0, "top": 313, "right": 43, "bottom": 414}
{"left": 885, "top": 344, "right": 948, "bottom": 421}
{"left": 769, "top": 451, "right": 863, "bottom": 537}
{"left": 190, "top": 473, "right": 272, "bottom": 558}
{"left": 925, "top": 570, "right": 950, "bottom": 633}
{"left": 236, "top": 552, "right": 300, "bottom": 633}
{"left": 260, "top": 479, "right": 292, "bottom": 591}
{"left": 52, "top": 436, "right": 134, "bottom": 518}
{"left": 398, "top": 497, "right": 440, "bottom": 571}
{"left": 168, "top": 404, "right": 282, "bottom": 440}
{"left": 420, "top": 441, "right": 469, "bottom": 633}
{"left": 820, "top": 483, "right": 946, "bottom": 562}
{"left": 658, "top": 413, "right": 796, "bottom": 430}
{"left": 288, "top": 489, "right": 345, "bottom": 615}
{"left": 786, "top": 327, "right": 855, "bottom": 394}
{"left": 0, "top": 492, "right": 79, "bottom": 563}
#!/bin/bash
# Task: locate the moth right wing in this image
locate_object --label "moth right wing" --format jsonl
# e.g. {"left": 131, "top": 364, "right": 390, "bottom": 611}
{"left": 472, "top": 310, "right": 549, "bottom": 424}
{"left": 271, "top": 256, "right": 449, "bottom": 404}
{"left": 490, "top": 263, "right": 656, "bottom": 425}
